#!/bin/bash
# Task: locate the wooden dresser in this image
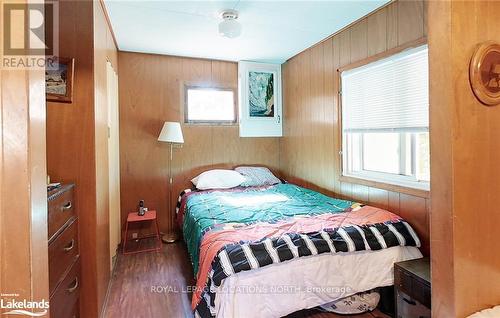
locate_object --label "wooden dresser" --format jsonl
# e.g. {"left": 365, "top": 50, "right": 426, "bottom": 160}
{"left": 48, "top": 184, "right": 80, "bottom": 318}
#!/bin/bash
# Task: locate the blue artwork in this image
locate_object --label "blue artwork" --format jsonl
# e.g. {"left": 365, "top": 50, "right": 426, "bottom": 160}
{"left": 249, "top": 71, "right": 274, "bottom": 117}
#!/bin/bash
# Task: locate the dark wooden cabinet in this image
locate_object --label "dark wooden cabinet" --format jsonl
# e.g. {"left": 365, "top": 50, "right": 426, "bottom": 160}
{"left": 48, "top": 184, "right": 80, "bottom": 318}
{"left": 394, "top": 257, "right": 431, "bottom": 318}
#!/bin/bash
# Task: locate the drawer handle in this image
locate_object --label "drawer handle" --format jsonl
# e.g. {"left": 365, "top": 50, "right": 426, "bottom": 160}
{"left": 62, "top": 201, "right": 72, "bottom": 211}
{"left": 402, "top": 297, "right": 417, "bottom": 306}
{"left": 67, "top": 277, "right": 79, "bottom": 293}
{"left": 63, "top": 239, "right": 75, "bottom": 252}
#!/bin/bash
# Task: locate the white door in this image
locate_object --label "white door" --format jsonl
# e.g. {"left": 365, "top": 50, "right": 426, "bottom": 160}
{"left": 107, "top": 61, "right": 121, "bottom": 270}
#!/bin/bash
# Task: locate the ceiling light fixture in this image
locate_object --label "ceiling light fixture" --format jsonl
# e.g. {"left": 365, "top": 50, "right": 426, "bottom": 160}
{"left": 218, "top": 10, "right": 241, "bottom": 39}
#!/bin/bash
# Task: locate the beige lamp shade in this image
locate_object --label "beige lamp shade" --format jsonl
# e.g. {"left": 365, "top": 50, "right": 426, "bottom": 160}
{"left": 158, "top": 121, "right": 184, "bottom": 143}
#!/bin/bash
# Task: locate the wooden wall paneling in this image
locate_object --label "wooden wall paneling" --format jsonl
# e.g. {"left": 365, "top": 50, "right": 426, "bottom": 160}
{"left": 94, "top": 1, "right": 119, "bottom": 312}
{"left": 429, "top": 0, "right": 500, "bottom": 316}
{"left": 0, "top": 0, "right": 49, "bottom": 307}
{"left": 386, "top": 1, "right": 399, "bottom": 49}
{"left": 28, "top": 57, "right": 51, "bottom": 306}
{"left": 399, "top": 194, "right": 429, "bottom": 255}
{"left": 47, "top": 1, "right": 118, "bottom": 316}
{"left": 387, "top": 191, "right": 401, "bottom": 214}
{"left": 397, "top": 0, "right": 424, "bottom": 45}
{"left": 119, "top": 52, "right": 280, "bottom": 238}
{"left": 280, "top": 62, "right": 288, "bottom": 176}
{"left": 279, "top": 0, "right": 430, "bottom": 254}
{"left": 422, "top": 0, "right": 428, "bottom": 37}
{"left": 309, "top": 44, "right": 324, "bottom": 191}
{"left": 285, "top": 58, "right": 298, "bottom": 181}
{"left": 331, "top": 36, "right": 341, "bottom": 195}
{"left": 339, "top": 182, "right": 352, "bottom": 200}
{"left": 349, "top": 18, "right": 368, "bottom": 63}
{"left": 428, "top": 0, "right": 455, "bottom": 315}
{"left": 297, "top": 51, "right": 308, "bottom": 188}
{"left": 321, "top": 38, "right": 336, "bottom": 193}
{"left": 46, "top": 1, "right": 100, "bottom": 317}
{"left": 351, "top": 184, "right": 369, "bottom": 203}
{"left": 0, "top": 67, "right": 2, "bottom": 303}
{"left": 367, "top": 8, "right": 388, "bottom": 56}
{"left": 338, "top": 31, "right": 351, "bottom": 67}
{"left": 293, "top": 52, "right": 305, "bottom": 186}
{"left": 1, "top": 72, "right": 32, "bottom": 303}
{"left": 283, "top": 58, "right": 291, "bottom": 180}
{"left": 368, "top": 188, "right": 389, "bottom": 210}
{"left": 1, "top": 68, "right": 49, "bottom": 311}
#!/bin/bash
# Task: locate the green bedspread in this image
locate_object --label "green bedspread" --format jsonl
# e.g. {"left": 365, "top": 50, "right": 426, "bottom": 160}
{"left": 181, "top": 183, "right": 354, "bottom": 276}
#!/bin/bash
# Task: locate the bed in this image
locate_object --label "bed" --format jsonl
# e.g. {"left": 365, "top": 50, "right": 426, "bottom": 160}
{"left": 176, "top": 182, "right": 423, "bottom": 318}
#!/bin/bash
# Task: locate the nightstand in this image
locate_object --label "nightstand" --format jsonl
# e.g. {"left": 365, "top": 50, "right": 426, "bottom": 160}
{"left": 394, "top": 257, "right": 431, "bottom": 318}
{"left": 123, "top": 210, "right": 162, "bottom": 254}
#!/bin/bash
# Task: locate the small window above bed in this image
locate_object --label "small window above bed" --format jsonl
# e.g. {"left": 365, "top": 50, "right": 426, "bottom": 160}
{"left": 185, "top": 86, "right": 237, "bottom": 124}
{"left": 340, "top": 44, "right": 430, "bottom": 191}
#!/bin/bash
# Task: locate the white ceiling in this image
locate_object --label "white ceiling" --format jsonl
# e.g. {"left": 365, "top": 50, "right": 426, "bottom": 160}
{"left": 104, "top": 0, "right": 389, "bottom": 63}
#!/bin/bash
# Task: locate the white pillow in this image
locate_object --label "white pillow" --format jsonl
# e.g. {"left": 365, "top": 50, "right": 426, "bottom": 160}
{"left": 235, "top": 166, "right": 281, "bottom": 187}
{"left": 191, "top": 169, "right": 246, "bottom": 190}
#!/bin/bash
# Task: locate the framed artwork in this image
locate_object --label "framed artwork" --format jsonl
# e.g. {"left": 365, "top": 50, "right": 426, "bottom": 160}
{"left": 470, "top": 42, "right": 500, "bottom": 106}
{"left": 46, "top": 57, "right": 75, "bottom": 103}
{"left": 239, "top": 62, "right": 282, "bottom": 137}
{"left": 249, "top": 71, "right": 275, "bottom": 117}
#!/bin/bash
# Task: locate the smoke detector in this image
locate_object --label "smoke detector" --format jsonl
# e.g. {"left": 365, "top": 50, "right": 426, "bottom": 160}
{"left": 218, "top": 10, "right": 242, "bottom": 39}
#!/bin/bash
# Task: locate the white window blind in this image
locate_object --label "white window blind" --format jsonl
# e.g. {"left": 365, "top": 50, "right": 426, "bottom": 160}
{"left": 341, "top": 45, "right": 429, "bottom": 133}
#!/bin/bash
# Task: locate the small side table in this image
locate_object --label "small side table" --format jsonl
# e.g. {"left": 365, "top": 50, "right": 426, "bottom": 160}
{"left": 123, "top": 210, "right": 161, "bottom": 255}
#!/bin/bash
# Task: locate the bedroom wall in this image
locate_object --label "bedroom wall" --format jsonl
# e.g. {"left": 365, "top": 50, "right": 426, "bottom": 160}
{"left": 279, "top": 0, "right": 430, "bottom": 254}
{"left": 93, "top": 0, "right": 118, "bottom": 315}
{"left": 429, "top": 1, "right": 500, "bottom": 316}
{"left": 0, "top": 0, "right": 49, "bottom": 307}
{"left": 118, "top": 52, "right": 280, "bottom": 238}
{"left": 46, "top": 0, "right": 117, "bottom": 316}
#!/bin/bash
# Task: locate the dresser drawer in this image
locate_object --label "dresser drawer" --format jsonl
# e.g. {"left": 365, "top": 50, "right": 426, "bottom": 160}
{"left": 394, "top": 266, "right": 413, "bottom": 295}
{"left": 395, "top": 265, "right": 431, "bottom": 309}
{"left": 48, "top": 187, "right": 75, "bottom": 242}
{"left": 412, "top": 277, "right": 431, "bottom": 308}
{"left": 396, "top": 289, "right": 431, "bottom": 318}
{"left": 50, "top": 258, "right": 80, "bottom": 318}
{"left": 49, "top": 218, "right": 79, "bottom": 295}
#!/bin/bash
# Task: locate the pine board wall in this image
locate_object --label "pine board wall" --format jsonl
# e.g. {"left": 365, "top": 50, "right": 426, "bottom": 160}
{"left": 46, "top": 1, "right": 118, "bottom": 316}
{"left": 118, "top": 52, "right": 280, "bottom": 237}
{"left": 279, "top": 0, "right": 430, "bottom": 254}
{"left": 117, "top": 0, "right": 430, "bottom": 254}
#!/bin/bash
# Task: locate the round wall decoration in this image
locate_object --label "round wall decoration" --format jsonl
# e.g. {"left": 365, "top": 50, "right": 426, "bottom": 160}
{"left": 469, "top": 41, "right": 500, "bottom": 106}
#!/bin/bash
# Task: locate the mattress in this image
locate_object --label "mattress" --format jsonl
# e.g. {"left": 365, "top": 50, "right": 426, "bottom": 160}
{"left": 216, "top": 246, "right": 422, "bottom": 318}
{"left": 177, "top": 183, "right": 423, "bottom": 318}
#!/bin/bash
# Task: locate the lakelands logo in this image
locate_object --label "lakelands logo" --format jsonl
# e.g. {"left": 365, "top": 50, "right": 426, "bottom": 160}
{"left": 1, "top": 0, "right": 59, "bottom": 69}
{"left": 0, "top": 297, "right": 49, "bottom": 317}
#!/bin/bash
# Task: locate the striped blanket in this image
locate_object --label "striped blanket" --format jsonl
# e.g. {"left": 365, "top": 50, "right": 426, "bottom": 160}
{"left": 176, "top": 184, "right": 421, "bottom": 318}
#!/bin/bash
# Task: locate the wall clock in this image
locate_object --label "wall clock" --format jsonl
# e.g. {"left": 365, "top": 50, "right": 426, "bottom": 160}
{"left": 469, "top": 41, "right": 500, "bottom": 106}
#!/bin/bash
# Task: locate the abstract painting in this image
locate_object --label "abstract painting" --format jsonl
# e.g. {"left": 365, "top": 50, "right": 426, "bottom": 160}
{"left": 248, "top": 71, "right": 274, "bottom": 117}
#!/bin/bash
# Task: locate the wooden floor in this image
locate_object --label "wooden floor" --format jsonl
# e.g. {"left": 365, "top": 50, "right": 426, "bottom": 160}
{"left": 103, "top": 241, "right": 390, "bottom": 318}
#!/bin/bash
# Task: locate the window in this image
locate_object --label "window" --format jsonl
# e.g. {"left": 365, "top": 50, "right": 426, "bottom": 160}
{"left": 341, "top": 45, "right": 429, "bottom": 190}
{"left": 185, "top": 86, "right": 236, "bottom": 124}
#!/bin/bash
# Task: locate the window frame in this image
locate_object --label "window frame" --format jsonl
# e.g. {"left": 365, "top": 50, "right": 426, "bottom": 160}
{"left": 342, "top": 132, "right": 429, "bottom": 191}
{"left": 184, "top": 85, "right": 238, "bottom": 125}
{"left": 338, "top": 38, "right": 430, "bottom": 195}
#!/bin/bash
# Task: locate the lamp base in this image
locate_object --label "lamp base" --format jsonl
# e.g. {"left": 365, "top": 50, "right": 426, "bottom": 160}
{"left": 161, "top": 232, "right": 178, "bottom": 244}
